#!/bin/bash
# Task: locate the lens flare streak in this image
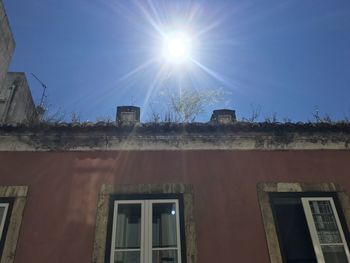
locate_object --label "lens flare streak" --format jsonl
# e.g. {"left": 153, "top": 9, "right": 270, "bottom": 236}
{"left": 98, "top": 0, "right": 235, "bottom": 118}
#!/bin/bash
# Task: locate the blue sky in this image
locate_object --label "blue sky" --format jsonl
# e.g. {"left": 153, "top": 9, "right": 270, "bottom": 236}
{"left": 3, "top": 0, "right": 350, "bottom": 122}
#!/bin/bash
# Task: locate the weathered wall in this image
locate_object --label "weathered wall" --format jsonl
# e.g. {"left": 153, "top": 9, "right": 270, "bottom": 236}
{"left": 0, "top": 73, "right": 37, "bottom": 124}
{"left": 0, "top": 0, "right": 15, "bottom": 90}
{"left": 0, "top": 150, "right": 350, "bottom": 263}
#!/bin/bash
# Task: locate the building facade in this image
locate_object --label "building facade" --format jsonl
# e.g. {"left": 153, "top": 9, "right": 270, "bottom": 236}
{"left": 1, "top": 1, "right": 350, "bottom": 262}
{"left": 0, "top": 123, "right": 350, "bottom": 263}
{"left": 0, "top": 1, "right": 37, "bottom": 125}
{"left": 0, "top": 0, "right": 14, "bottom": 90}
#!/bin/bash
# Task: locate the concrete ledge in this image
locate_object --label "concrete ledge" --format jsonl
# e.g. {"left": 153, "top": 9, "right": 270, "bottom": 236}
{"left": 0, "top": 130, "right": 350, "bottom": 151}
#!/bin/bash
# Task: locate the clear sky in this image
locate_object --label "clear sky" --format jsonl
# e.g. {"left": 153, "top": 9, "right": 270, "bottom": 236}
{"left": 3, "top": 0, "right": 350, "bottom": 122}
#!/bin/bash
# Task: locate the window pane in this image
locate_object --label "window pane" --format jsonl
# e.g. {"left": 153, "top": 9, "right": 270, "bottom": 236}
{"left": 309, "top": 201, "right": 342, "bottom": 244}
{"left": 322, "top": 245, "right": 348, "bottom": 263}
{"left": 115, "top": 204, "right": 141, "bottom": 249}
{"left": 152, "top": 203, "right": 178, "bottom": 248}
{"left": 0, "top": 206, "right": 7, "bottom": 237}
{"left": 152, "top": 249, "right": 178, "bottom": 263}
{"left": 0, "top": 207, "right": 5, "bottom": 223}
{"left": 114, "top": 251, "right": 140, "bottom": 263}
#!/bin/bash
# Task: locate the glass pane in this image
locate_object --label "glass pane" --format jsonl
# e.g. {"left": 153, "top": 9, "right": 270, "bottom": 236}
{"left": 152, "top": 203, "right": 177, "bottom": 248}
{"left": 309, "top": 200, "right": 342, "bottom": 244}
{"left": 114, "top": 251, "right": 140, "bottom": 263}
{"left": 115, "top": 204, "right": 141, "bottom": 249}
{"left": 152, "top": 249, "right": 178, "bottom": 263}
{"left": 0, "top": 207, "right": 5, "bottom": 223}
{"left": 322, "top": 245, "right": 348, "bottom": 263}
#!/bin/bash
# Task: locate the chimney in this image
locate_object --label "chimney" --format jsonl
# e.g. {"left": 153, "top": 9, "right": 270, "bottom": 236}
{"left": 116, "top": 106, "right": 140, "bottom": 125}
{"left": 210, "top": 109, "right": 236, "bottom": 125}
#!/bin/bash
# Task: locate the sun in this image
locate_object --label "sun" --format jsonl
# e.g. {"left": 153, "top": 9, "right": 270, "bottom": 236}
{"left": 162, "top": 31, "right": 192, "bottom": 64}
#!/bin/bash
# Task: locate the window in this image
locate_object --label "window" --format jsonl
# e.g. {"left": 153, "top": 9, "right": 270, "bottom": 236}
{"left": 109, "top": 199, "right": 182, "bottom": 263}
{"left": 270, "top": 193, "right": 350, "bottom": 262}
{"left": 0, "top": 186, "right": 28, "bottom": 263}
{"left": 258, "top": 183, "right": 350, "bottom": 263}
{"left": 0, "top": 201, "right": 11, "bottom": 257}
{"left": 0, "top": 203, "right": 9, "bottom": 239}
{"left": 93, "top": 184, "right": 196, "bottom": 263}
{"left": 303, "top": 197, "right": 350, "bottom": 262}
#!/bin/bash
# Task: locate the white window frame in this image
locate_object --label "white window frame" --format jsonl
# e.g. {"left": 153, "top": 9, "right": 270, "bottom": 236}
{"left": 0, "top": 203, "right": 9, "bottom": 241}
{"left": 110, "top": 199, "right": 182, "bottom": 263}
{"left": 302, "top": 197, "right": 350, "bottom": 263}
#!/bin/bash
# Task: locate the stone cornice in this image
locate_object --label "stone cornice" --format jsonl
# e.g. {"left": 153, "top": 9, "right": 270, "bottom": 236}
{"left": 0, "top": 126, "right": 349, "bottom": 151}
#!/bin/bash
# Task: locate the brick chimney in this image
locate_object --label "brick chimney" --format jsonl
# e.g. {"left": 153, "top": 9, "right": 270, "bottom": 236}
{"left": 116, "top": 106, "right": 140, "bottom": 125}
{"left": 210, "top": 109, "right": 236, "bottom": 125}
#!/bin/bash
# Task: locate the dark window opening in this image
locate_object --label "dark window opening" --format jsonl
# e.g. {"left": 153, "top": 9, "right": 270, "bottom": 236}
{"left": 271, "top": 196, "right": 317, "bottom": 263}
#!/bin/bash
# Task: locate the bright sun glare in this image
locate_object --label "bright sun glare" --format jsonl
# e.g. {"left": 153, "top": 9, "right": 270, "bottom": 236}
{"left": 162, "top": 31, "right": 191, "bottom": 64}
